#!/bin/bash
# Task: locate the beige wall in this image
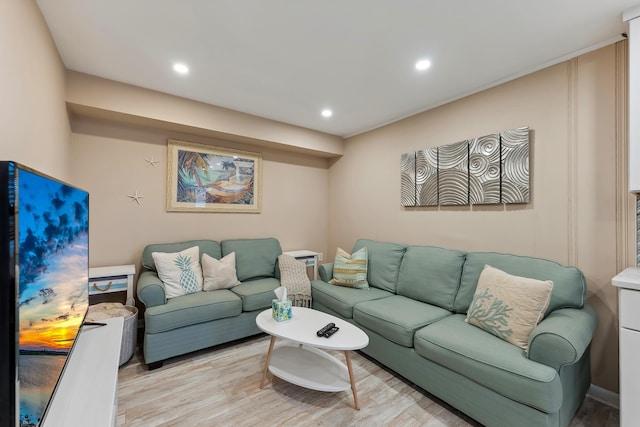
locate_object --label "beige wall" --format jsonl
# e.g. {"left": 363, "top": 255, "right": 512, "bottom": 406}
{"left": 5, "top": 0, "right": 629, "bottom": 395}
{"left": 0, "top": 2, "right": 334, "bottom": 309}
{"left": 0, "top": 1, "right": 70, "bottom": 180}
{"left": 330, "top": 43, "right": 635, "bottom": 393}
{"left": 66, "top": 71, "right": 343, "bottom": 158}
{"left": 70, "top": 117, "right": 330, "bottom": 270}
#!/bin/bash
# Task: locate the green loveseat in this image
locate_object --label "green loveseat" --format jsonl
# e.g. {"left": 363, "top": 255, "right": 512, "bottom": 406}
{"left": 136, "top": 238, "right": 282, "bottom": 368}
{"left": 312, "top": 239, "right": 597, "bottom": 427}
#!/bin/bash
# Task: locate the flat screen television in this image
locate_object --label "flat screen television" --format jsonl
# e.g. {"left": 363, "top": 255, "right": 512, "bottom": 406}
{"left": 0, "top": 161, "right": 89, "bottom": 427}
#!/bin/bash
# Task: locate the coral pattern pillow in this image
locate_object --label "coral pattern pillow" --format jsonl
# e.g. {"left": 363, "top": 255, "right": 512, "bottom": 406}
{"left": 202, "top": 252, "right": 241, "bottom": 291}
{"left": 152, "top": 246, "right": 203, "bottom": 299}
{"left": 329, "top": 247, "right": 369, "bottom": 289}
{"left": 465, "top": 264, "right": 553, "bottom": 351}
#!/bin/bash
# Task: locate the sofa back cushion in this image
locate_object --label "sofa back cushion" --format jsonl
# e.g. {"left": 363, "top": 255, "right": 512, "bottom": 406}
{"left": 221, "top": 238, "right": 282, "bottom": 281}
{"left": 142, "top": 240, "right": 221, "bottom": 272}
{"left": 396, "top": 245, "right": 466, "bottom": 310}
{"left": 352, "top": 239, "right": 407, "bottom": 292}
{"left": 455, "top": 252, "right": 585, "bottom": 315}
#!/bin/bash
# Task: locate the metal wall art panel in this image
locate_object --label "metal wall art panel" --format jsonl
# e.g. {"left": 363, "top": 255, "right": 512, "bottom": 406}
{"left": 438, "top": 140, "right": 469, "bottom": 206}
{"left": 469, "top": 133, "right": 501, "bottom": 204}
{"left": 400, "top": 151, "right": 416, "bottom": 206}
{"left": 401, "top": 126, "right": 530, "bottom": 208}
{"left": 500, "top": 126, "right": 530, "bottom": 203}
{"left": 416, "top": 147, "right": 438, "bottom": 206}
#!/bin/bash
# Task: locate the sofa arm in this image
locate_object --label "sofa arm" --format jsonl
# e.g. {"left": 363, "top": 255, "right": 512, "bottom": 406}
{"left": 137, "top": 270, "right": 167, "bottom": 308}
{"left": 527, "top": 305, "right": 598, "bottom": 370}
{"left": 319, "top": 263, "right": 334, "bottom": 282}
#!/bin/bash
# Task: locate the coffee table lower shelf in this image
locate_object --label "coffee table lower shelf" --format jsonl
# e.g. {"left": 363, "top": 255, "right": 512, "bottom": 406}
{"left": 256, "top": 307, "right": 368, "bottom": 410}
{"left": 268, "top": 343, "right": 351, "bottom": 392}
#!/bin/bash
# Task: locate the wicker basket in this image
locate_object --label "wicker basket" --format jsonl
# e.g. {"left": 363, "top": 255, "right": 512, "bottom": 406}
{"left": 118, "top": 306, "right": 138, "bottom": 366}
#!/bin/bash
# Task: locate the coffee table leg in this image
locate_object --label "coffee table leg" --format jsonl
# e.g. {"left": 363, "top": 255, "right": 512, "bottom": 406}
{"left": 260, "top": 336, "right": 276, "bottom": 389}
{"left": 344, "top": 350, "right": 360, "bottom": 410}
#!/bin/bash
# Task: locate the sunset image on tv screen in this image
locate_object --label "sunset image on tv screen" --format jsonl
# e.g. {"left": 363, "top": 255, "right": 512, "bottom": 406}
{"left": 16, "top": 169, "right": 89, "bottom": 427}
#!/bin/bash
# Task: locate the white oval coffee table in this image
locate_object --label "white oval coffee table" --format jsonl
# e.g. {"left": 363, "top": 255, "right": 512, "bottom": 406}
{"left": 256, "top": 306, "right": 369, "bottom": 409}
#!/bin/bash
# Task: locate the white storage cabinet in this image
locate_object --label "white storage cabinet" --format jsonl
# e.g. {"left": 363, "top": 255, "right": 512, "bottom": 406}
{"left": 612, "top": 267, "right": 640, "bottom": 427}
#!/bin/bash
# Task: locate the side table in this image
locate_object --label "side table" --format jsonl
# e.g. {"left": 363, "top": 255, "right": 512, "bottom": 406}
{"left": 89, "top": 264, "right": 136, "bottom": 305}
{"left": 283, "top": 250, "right": 320, "bottom": 280}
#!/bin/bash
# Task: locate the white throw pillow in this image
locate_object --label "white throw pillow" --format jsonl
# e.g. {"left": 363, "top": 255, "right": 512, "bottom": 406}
{"left": 152, "top": 246, "right": 204, "bottom": 299}
{"left": 202, "top": 252, "right": 241, "bottom": 291}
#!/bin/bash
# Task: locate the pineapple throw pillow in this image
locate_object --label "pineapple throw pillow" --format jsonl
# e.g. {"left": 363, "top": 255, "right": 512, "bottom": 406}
{"left": 152, "top": 246, "right": 204, "bottom": 298}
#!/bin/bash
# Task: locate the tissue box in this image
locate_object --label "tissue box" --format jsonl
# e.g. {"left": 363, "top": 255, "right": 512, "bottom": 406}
{"left": 272, "top": 299, "right": 292, "bottom": 321}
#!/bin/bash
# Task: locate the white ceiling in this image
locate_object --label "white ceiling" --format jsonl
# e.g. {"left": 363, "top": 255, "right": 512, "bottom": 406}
{"left": 37, "top": 0, "right": 639, "bottom": 137}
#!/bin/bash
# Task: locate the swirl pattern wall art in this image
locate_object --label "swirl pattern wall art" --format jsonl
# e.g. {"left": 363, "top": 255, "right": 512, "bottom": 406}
{"left": 416, "top": 147, "right": 438, "bottom": 206}
{"left": 400, "top": 126, "right": 529, "bottom": 206}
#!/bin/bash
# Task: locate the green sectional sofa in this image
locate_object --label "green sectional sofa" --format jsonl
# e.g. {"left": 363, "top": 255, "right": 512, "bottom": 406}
{"left": 312, "top": 239, "right": 597, "bottom": 427}
{"left": 136, "top": 238, "right": 282, "bottom": 368}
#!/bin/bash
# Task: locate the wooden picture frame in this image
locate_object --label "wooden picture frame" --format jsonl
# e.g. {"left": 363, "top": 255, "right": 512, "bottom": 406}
{"left": 166, "top": 140, "right": 262, "bottom": 213}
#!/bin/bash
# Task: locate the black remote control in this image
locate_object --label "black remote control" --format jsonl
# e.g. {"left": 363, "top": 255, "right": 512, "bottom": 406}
{"left": 324, "top": 326, "right": 339, "bottom": 338}
{"left": 317, "top": 323, "right": 335, "bottom": 337}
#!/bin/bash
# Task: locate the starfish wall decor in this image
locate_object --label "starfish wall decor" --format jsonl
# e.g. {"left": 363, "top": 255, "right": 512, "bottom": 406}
{"left": 144, "top": 156, "right": 159, "bottom": 168}
{"left": 128, "top": 190, "right": 144, "bottom": 205}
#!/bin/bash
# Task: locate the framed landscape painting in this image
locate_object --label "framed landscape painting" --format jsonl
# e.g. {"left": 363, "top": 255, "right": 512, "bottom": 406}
{"left": 166, "top": 140, "right": 262, "bottom": 213}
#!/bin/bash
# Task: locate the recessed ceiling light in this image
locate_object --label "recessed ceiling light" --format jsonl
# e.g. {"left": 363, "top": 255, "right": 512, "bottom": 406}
{"left": 415, "top": 59, "right": 431, "bottom": 71}
{"left": 173, "top": 63, "right": 189, "bottom": 74}
{"left": 321, "top": 109, "right": 333, "bottom": 118}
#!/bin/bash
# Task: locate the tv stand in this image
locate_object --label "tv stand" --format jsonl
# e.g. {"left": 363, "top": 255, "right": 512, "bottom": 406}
{"left": 43, "top": 317, "right": 123, "bottom": 427}
{"left": 83, "top": 321, "right": 107, "bottom": 327}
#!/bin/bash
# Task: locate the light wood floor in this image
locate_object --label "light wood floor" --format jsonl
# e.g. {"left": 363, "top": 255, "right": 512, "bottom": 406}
{"left": 117, "top": 334, "right": 618, "bottom": 427}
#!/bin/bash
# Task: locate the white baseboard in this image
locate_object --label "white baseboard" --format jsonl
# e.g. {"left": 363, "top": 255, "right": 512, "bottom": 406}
{"left": 586, "top": 384, "right": 620, "bottom": 410}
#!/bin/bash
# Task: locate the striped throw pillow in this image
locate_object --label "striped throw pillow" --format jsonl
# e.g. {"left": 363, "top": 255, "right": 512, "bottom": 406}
{"left": 329, "top": 247, "right": 369, "bottom": 289}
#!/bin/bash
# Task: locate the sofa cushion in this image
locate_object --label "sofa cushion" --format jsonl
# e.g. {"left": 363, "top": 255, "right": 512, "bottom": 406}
{"left": 353, "top": 295, "right": 451, "bottom": 347}
{"left": 221, "top": 238, "right": 281, "bottom": 281}
{"left": 455, "top": 252, "right": 585, "bottom": 315}
{"left": 202, "top": 252, "right": 240, "bottom": 291}
{"left": 329, "top": 247, "right": 369, "bottom": 289}
{"left": 142, "top": 240, "right": 221, "bottom": 272}
{"left": 466, "top": 265, "right": 553, "bottom": 350}
{"left": 229, "top": 277, "right": 280, "bottom": 311}
{"left": 352, "top": 239, "right": 407, "bottom": 293}
{"left": 396, "top": 245, "right": 466, "bottom": 310}
{"left": 414, "top": 314, "right": 562, "bottom": 413}
{"left": 152, "top": 246, "right": 204, "bottom": 298}
{"left": 144, "top": 289, "right": 242, "bottom": 334}
{"left": 311, "top": 280, "right": 393, "bottom": 318}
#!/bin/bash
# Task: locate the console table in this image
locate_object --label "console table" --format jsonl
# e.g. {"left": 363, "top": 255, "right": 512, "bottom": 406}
{"left": 612, "top": 267, "right": 640, "bottom": 427}
{"left": 43, "top": 317, "right": 123, "bottom": 427}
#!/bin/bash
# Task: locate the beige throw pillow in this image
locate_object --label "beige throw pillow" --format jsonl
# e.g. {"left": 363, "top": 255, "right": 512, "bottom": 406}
{"left": 202, "top": 252, "right": 241, "bottom": 291}
{"left": 465, "top": 264, "right": 553, "bottom": 351}
{"left": 152, "top": 246, "right": 204, "bottom": 299}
